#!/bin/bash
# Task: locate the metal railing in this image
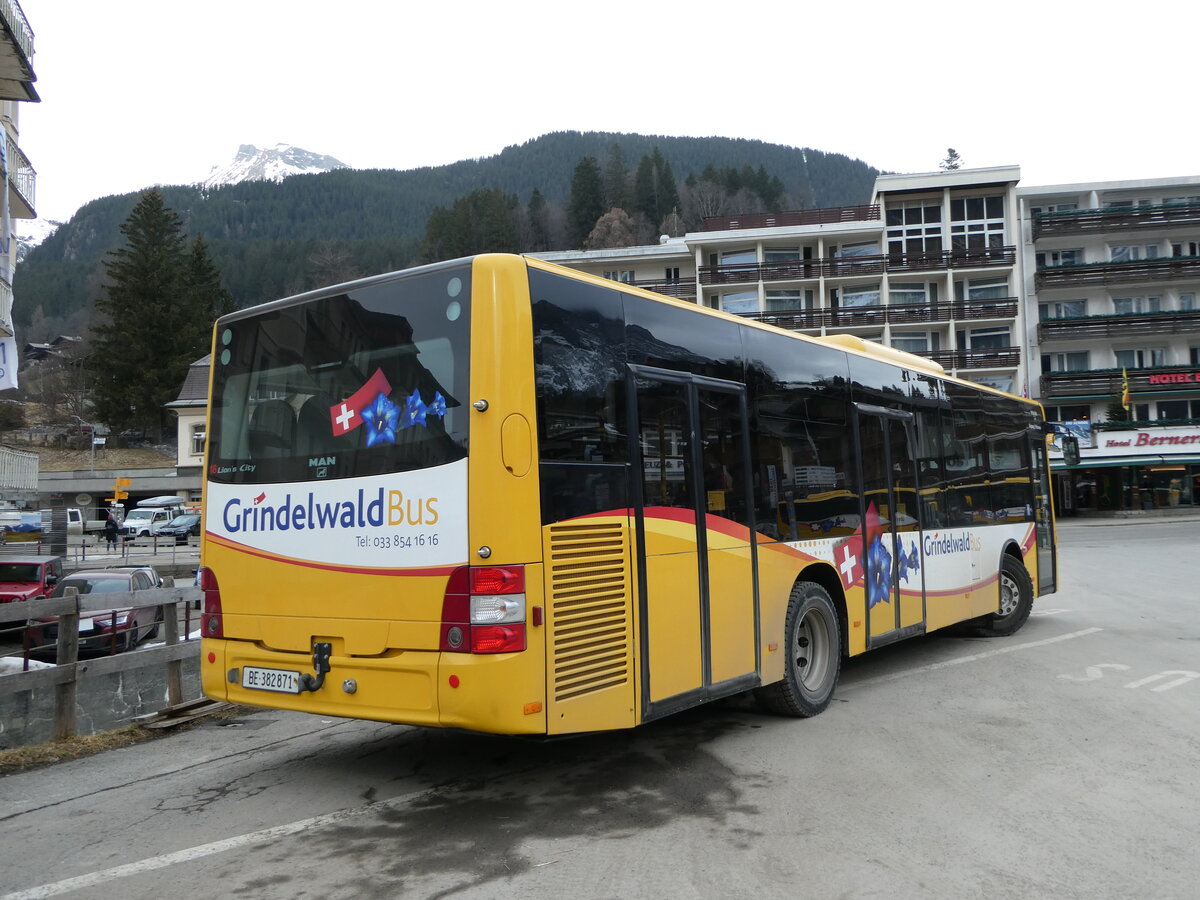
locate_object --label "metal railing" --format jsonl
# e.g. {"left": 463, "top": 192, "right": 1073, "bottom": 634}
{"left": 0, "top": 0, "right": 33, "bottom": 63}
{"left": 1035, "top": 255, "right": 1200, "bottom": 290}
{"left": 1038, "top": 308, "right": 1200, "bottom": 341}
{"left": 739, "top": 297, "right": 1019, "bottom": 332}
{"left": 700, "top": 246, "right": 1016, "bottom": 286}
{"left": 1033, "top": 202, "right": 1200, "bottom": 239}
{"left": 4, "top": 131, "right": 34, "bottom": 213}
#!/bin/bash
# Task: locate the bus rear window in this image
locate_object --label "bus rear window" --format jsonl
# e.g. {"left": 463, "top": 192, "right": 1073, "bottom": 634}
{"left": 208, "top": 267, "right": 470, "bottom": 485}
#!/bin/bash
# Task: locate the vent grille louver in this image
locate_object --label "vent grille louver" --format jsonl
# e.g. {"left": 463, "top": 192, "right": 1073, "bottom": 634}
{"left": 547, "top": 522, "right": 632, "bottom": 702}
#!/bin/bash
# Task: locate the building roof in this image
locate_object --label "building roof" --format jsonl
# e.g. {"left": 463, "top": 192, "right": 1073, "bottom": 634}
{"left": 165, "top": 356, "right": 210, "bottom": 408}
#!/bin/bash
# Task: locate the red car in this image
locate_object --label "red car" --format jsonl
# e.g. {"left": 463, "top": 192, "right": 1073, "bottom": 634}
{"left": 34, "top": 566, "right": 165, "bottom": 655}
{"left": 0, "top": 557, "right": 63, "bottom": 603}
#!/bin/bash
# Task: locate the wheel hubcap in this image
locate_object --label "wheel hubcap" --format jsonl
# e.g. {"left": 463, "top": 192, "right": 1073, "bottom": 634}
{"left": 998, "top": 572, "right": 1019, "bottom": 617}
{"left": 795, "top": 609, "right": 831, "bottom": 691}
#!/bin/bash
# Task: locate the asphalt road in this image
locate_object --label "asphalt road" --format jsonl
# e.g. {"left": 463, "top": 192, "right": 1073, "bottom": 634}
{"left": 2, "top": 520, "right": 1197, "bottom": 899}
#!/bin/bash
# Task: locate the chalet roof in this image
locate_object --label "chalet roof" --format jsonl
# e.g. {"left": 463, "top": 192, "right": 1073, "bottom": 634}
{"left": 166, "top": 355, "right": 211, "bottom": 408}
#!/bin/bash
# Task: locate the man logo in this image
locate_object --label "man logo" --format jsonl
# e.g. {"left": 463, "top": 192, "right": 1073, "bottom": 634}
{"left": 308, "top": 456, "right": 335, "bottom": 467}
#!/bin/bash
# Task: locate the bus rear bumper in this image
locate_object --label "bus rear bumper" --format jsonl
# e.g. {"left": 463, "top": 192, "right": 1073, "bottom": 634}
{"left": 202, "top": 639, "right": 443, "bottom": 727}
{"left": 201, "top": 639, "right": 548, "bottom": 734}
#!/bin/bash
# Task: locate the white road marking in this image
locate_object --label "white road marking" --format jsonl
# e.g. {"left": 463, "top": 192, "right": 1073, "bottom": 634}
{"left": 841, "top": 627, "right": 1104, "bottom": 691}
{"left": 1, "top": 788, "right": 428, "bottom": 900}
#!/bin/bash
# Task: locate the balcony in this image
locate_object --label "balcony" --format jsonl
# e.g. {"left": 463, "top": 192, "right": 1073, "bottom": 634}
{"left": 1041, "top": 365, "right": 1200, "bottom": 400}
{"left": 633, "top": 277, "right": 695, "bottom": 300}
{"left": 921, "top": 347, "right": 1020, "bottom": 370}
{"left": 700, "top": 246, "right": 1016, "bottom": 286}
{"left": 0, "top": 0, "right": 36, "bottom": 102}
{"left": 1033, "top": 202, "right": 1200, "bottom": 239}
{"left": 1039, "top": 309, "right": 1200, "bottom": 342}
{"left": 1036, "top": 255, "right": 1200, "bottom": 290}
{"left": 701, "top": 205, "right": 880, "bottom": 231}
{"left": 0, "top": 276, "right": 11, "bottom": 336}
{"left": 738, "top": 297, "right": 1018, "bottom": 332}
{"left": 5, "top": 130, "right": 34, "bottom": 217}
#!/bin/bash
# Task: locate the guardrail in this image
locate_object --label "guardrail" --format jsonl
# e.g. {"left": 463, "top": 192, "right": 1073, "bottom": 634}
{"left": 0, "top": 584, "right": 202, "bottom": 740}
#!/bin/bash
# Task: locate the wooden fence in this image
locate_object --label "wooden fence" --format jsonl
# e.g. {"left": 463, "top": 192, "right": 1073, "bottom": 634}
{"left": 0, "top": 585, "right": 202, "bottom": 740}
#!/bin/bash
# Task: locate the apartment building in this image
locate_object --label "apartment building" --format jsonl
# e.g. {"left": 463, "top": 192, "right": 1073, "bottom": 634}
{"left": 0, "top": 0, "right": 37, "bottom": 341}
{"left": 538, "top": 166, "right": 1026, "bottom": 397}
{"left": 1020, "top": 176, "right": 1200, "bottom": 513}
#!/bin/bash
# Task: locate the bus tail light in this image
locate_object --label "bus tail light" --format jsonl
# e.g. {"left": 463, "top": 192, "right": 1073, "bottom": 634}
{"left": 198, "top": 566, "right": 224, "bottom": 639}
{"left": 440, "top": 565, "right": 526, "bottom": 654}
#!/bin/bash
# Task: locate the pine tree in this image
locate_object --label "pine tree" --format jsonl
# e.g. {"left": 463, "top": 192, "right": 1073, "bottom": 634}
{"left": 603, "top": 143, "right": 630, "bottom": 211}
{"left": 90, "top": 190, "right": 232, "bottom": 442}
{"left": 91, "top": 190, "right": 188, "bottom": 440}
{"left": 527, "top": 188, "right": 551, "bottom": 252}
{"left": 567, "top": 156, "right": 605, "bottom": 248}
{"left": 940, "top": 148, "right": 962, "bottom": 171}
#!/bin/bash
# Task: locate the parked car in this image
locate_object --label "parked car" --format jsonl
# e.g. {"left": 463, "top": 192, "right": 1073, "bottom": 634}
{"left": 155, "top": 513, "right": 201, "bottom": 544}
{"left": 34, "top": 565, "right": 165, "bottom": 655}
{"left": 0, "top": 557, "right": 63, "bottom": 603}
{"left": 118, "top": 496, "right": 186, "bottom": 538}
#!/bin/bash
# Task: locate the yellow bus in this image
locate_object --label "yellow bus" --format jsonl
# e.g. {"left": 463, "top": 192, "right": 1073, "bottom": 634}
{"left": 198, "top": 254, "right": 1059, "bottom": 734}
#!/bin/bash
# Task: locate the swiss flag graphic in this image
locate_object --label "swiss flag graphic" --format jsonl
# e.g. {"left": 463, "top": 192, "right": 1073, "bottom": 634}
{"left": 833, "top": 536, "right": 864, "bottom": 590}
{"left": 329, "top": 369, "right": 392, "bottom": 436}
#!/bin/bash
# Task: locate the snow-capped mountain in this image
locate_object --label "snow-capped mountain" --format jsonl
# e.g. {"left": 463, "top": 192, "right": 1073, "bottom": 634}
{"left": 202, "top": 143, "right": 349, "bottom": 190}
{"left": 15, "top": 217, "right": 62, "bottom": 262}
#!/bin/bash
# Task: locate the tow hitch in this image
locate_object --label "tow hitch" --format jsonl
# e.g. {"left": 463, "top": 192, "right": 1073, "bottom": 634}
{"left": 298, "top": 642, "right": 333, "bottom": 692}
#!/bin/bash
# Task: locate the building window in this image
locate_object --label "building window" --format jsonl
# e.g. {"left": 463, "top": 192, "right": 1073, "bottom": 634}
{"left": 720, "top": 248, "right": 756, "bottom": 266}
{"left": 965, "top": 277, "right": 1009, "bottom": 301}
{"left": 833, "top": 241, "right": 880, "bottom": 258}
{"left": 950, "top": 195, "right": 1005, "bottom": 250}
{"left": 959, "top": 327, "right": 1010, "bottom": 350}
{"left": 763, "top": 247, "right": 801, "bottom": 263}
{"left": 191, "top": 424, "right": 206, "bottom": 456}
{"left": 1045, "top": 404, "right": 1090, "bottom": 421}
{"left": 1110, "top": 244, "right": 1160, "bottom": 263}
{"left": 1030, "top": 202, "right": 1079, "bottom": 216}
{"left": 1181, "top": 293, "right": 1195, "bottom": 311}
{"left": 1114, "top": 347, "right": 1165, "bottom": 369}
{"left": 1157, "top": 400, "right": 1189, "bottom": 420}
{"left": 1039, "top": 299, "right": 1087, "bottom": 320}
{"left": 664, "top": 267, "right": 680, "bottom": 281}
{"left": 1191, "top": 347, "right": 1200, "bottom": 366}
{"left": 886, "top": 200, "right": 942, "bottom": 256}
{"left": 889, "top": 282, "right": 930, "bottom": 306}
{"left": 1036, "top": 249, "right": 1084, "bottom": 268}
{"left": 1171, "top": 241, "right": 1200, "bottom": 258}
{"left": 603, "top": 270, "right": 635, "bottom": 283}
{"left": 1113, "top": 296, "right": 1161, "bottom": 315}
{"left": 1164, "top": 196, "right": 1200, "bottom": 205}
{"left": 1042, "top": 352, "right": 1089, "bottom": 373}
{"left": 840, "top": 283, "right": 881, "bottom": 308}
{"left": 720, "top": 291, "right": 758, "bottom": 314}
{"left": 764, "top": 290, "right": 804, "bottom": 311}
{"left": 891, "top": 331, "right": 938, "bottom": 353}
{"left": 1104, "top": 198, "right": 1152, "bottom": 208}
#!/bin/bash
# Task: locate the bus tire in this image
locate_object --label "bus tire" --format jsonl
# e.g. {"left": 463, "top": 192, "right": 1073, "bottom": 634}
{"left": 755, "top": 581, "right": 841, "bottom": 717}
{"left": 974, "top": 554, "right": 1033, "bottom": 637}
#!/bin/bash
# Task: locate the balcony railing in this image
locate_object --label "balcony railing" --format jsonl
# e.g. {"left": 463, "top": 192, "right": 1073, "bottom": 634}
{"left": 739, "top": 297, "right": 1018, "bottom": 332}
{"left": 701, "top": 205, "right": 880, "bottom": 231}
{"left": 1039, "top": 309, "right": 1200, "bottom": 342}
{"left": 1036, "top": 255, "right": 1200, "bottom": 290}
{"left": 921, "top": 348, "right": 1021, "bottom": 370}
{"left": 0, "top": 0, "right": 33, "bottom": 62}
{"left": 4, "top": 132, "right": 34, "bottom": 217}
{"left": 1033, "top": 202, "right": 1200, "bottom": 239}
{"left": 700, "top": 246, "right": 1016, "bottom": 286}
{"left": 0, "top": 277, "right": 12, "bottom": 337}
{"left": 632, "top": 278, "right": 695, "bottom": 299}
{"left": 1041, "top": 365, "right": 1200, "bottom": 399}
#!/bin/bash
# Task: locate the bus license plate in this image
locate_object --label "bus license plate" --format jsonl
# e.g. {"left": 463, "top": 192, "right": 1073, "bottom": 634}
{"left": 242, "top": 666, "right": 301, "bottom": 694}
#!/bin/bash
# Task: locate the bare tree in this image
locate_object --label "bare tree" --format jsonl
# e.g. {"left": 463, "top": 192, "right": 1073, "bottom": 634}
{"left": 585, "top": 208, "right": 638, "bottom": 250}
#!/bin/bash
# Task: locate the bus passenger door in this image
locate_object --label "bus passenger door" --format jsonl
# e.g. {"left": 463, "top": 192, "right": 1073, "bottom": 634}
{"left": 632, "top": 368, "right": 758, "bottom": 720}
{"left": 855, "top": 405, "right": 925, "bottom": 645}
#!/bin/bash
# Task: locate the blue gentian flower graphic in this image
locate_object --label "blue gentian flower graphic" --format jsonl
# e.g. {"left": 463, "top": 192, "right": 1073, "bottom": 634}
{"left": 428, "top": 391, "right": 448, "bottom": 419}
{"left": 361, "top": 392, "right": 399, "bottom": 447}
{"left": 866, "top": 534, "right": 892, "bottom": 608}
{"left": 401, "top": 390, "right": 429, "bottom": 428}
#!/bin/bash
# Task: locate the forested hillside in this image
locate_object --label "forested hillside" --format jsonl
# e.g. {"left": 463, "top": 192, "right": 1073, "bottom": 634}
{"left": 15, "top": 131, "right": 880, "bottom": 336}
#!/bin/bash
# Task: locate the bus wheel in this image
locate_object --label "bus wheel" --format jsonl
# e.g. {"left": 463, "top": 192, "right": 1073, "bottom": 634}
{"left": 974, "top": 555, "right": 1034, "bottom": 637}
{"left": 755, "top": 581, "right": 841, "bottom": 717}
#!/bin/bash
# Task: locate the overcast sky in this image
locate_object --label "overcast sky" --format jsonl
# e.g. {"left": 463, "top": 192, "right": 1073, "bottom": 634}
{"left": 16, "top": 0, "right": 1200, "bottom": 226}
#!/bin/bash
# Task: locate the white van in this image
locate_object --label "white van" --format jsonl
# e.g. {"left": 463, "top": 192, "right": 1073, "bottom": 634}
{"left": 118, "top": 496, "right": 186, "bottom": 538}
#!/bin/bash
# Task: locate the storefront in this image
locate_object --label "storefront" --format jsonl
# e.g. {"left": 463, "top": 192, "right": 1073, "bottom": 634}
{"left": 1049, "top": 424, "right": 1200, "bottom": 515}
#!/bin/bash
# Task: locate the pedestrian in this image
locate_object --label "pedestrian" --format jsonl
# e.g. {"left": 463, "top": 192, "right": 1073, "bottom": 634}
{"left": 104, "top": 513, "right": 119, "bottom": 552}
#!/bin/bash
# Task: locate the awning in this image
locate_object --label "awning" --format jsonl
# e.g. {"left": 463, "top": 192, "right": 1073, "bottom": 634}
{"left": 1052, "top": 455, "right": 1200, "bottom": 470}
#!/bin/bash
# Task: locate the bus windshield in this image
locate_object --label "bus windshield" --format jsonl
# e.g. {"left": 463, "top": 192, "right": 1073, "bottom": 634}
{"left": 208, "top": 265, "right": 471, "bottom": 486}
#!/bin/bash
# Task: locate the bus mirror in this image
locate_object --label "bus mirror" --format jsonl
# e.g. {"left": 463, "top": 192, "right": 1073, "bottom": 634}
{"left": 1062, "top": 435, "right": 1080, "bottom": 466}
